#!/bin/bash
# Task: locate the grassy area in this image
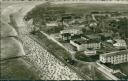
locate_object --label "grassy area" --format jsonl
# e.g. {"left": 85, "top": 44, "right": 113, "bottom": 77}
{"left": 75, "top": 52, "right": 99, "bottom": 62}
{"left": 40, "top": 25, "right": 64, "bottom": 35}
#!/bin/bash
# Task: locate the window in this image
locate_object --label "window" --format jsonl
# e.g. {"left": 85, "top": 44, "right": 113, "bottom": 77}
{"left": 108, "top": 57, "right": 110, "bottom": 62}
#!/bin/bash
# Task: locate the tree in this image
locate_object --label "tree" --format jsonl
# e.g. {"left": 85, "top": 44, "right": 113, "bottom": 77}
{"left": 118, "top": 17, "right": 128, "bottom": 38}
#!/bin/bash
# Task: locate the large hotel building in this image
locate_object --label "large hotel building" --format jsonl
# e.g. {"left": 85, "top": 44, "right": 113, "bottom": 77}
{"left": 100, "top": 50, "right": 128, "bottom": 65}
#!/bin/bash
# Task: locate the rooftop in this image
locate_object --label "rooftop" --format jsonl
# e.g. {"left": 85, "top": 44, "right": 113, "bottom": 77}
{"left": 72, "top": 38, "right": 100, "bottom": 45}
{"left": 46, "top": 22, "right": 58, "bottom": 27}
{"left": 100, "top": 50, "right": 128, "bottom": 57}
{"left": 73, "top": 38, "right": 88, "bottom": 45}
{"left": 60, "top": 29, "right": 82, "bottom": 34}
{"left": 86, "top": 34, "right": 101, "bottom": 39}
{"left": 99, "top": 32, "right": 113, "bottom": 37}
{"left": 114, "top": 39, "right": 126, "bottom": 43}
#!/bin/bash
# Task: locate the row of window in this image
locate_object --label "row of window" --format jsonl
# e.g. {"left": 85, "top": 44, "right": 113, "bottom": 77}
{"left": 100, "top": 58, "right": 128, "bottom": 64}
{"left": 111, "top": 59, "right": 128, "bottom": 64}
{"left": 100, "top": 54, "right": 128, "bottom": 64}
{"left": 107, "top": 57, "right": 128, "bottom": 62}
{"left": 105, "top": 54, "right": 128, "bottom": 59}
{"left": 83, "top": 43, "right": 101, "bottom": 49}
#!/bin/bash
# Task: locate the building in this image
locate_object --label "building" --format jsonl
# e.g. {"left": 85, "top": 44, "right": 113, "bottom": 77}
{"left": 99, "top": 32, "right": 113, "bottom": 40}
{"left": 100, "top": 50, "right": 128, "bottom": 65}
{"left": 46, "top": 22, "right": 58, "bottom": 27}
{"left": 84, "top": 49, "right": 97, "bottom": 56}
{"left": 113, "top": 39, "right": 127, "bottom": 49}
{"left": 91, "top": 13, "right": 111, "bottom": 21}
{"left": 99, "top": 33, "right": 113, "bottom": 38}
{"left": 61, "top": 33, "right": 71, "bottom": 41}
{"left": 70, "top": 38, "right": 101, "bottom": 51}
{"left": 89, "top": 22, "right": 97, "bottom": 27}
{"left": 60, "top": 29, "right": 82, "bottom": 41}
{"left": 106, "top": 39, "right": 113, "bottom": 43}
{"left": 112, "top": 16, "right": 128, "bottom": 19}
{"left": 60, "top": 29, "right": 82, "bottom": 35}
{"left": 82, "top": 34, "right": 101, "bottom": 41}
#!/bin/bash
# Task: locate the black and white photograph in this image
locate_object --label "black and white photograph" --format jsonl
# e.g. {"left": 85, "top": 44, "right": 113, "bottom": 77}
{"left": 1, "top": 0, "right": 128, "bottom": 80}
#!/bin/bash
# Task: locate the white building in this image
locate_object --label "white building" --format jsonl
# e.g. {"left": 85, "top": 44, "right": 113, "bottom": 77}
{"left": 46, "top": 22, "right": 58, "bottom": 27}
{"left": 100, "top": 50, "right": 128, "bottom": 65}
{"left": 70, "top": 38, "right": 101, "bottom": 51}
{"left": 60, "top": 29, "right": 83, "bottom": 41}
{"left": 106, "top": 39, "right": 113, "bottom": 43}
{"left": 113, "top": 39, "right": 127, "bottom": 49}
{"left": 84, "top": 50, "right": 97, "bottom": 56}
{"left": 92, "top": 13, "right": 111, "bottom": 19}
{"left": 60, "top": 29, "right": 82, "bottom": 35}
